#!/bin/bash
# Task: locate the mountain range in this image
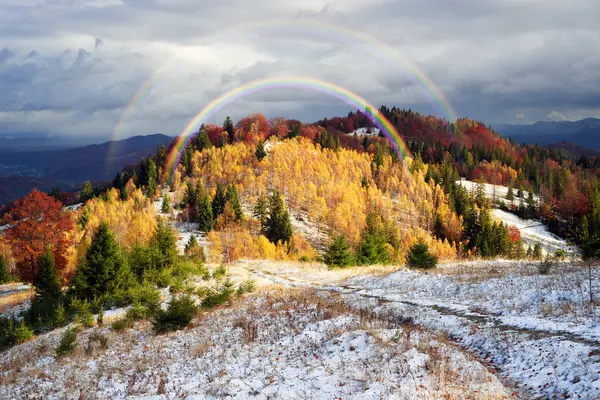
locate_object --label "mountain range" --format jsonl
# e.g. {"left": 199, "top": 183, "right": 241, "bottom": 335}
{"left": 494, "top": 118, "right": 600, "bottom": 151}
{"left": 0, "top": 134, "right": 173, "bottom": 206}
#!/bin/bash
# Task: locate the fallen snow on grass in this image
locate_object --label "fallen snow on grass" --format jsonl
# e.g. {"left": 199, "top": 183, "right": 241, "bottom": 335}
{"left": 456, "top": 180, "right": 538, "bottom": 207}
{"left": 0, "top": 291, "right": 510, "bottom": 399}
{"left": 492, "top": 208, "right": 578, "bottom": 256}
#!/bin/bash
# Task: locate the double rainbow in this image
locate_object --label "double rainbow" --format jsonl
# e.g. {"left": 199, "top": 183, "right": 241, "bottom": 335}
{"left": 107, "top": 19, "right": 458, "bottom": 174}
{"left": 164, "top": 76, "right": 409, "bottom": 179}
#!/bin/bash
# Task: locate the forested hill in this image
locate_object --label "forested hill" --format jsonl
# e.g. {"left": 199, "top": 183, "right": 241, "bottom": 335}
{"left": 102, "top": 107, "right": 600, "bottom": 260}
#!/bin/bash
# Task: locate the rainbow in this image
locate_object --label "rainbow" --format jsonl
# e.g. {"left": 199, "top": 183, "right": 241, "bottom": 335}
{"left": 108, "top": 19, "right": 459, "bottom": 173}
{"left": 164, "top": 76, "right": 409, "bottom": 178}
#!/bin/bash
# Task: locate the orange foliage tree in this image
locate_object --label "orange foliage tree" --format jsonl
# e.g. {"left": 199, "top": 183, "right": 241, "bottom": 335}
{"left": 4, "top": 189, "right": 74, "bottom": 282}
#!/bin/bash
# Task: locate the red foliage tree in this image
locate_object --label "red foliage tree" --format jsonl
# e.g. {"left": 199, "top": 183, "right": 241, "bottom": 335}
{"left": 5, "top": 189, "right": 74, "bottom": 282}
{"left": 205, "top": 124, "right": 226, "bottom": 146}
{"left": 508, "top": 226, "right": 521, "bottom": 244}
{"left": 236, "top": 114, "right": 270, "bottom": 140}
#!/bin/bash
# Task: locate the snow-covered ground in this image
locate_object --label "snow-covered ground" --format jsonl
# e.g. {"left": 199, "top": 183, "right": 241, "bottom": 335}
{"left": 236, "top": 260, "right": 600, "bottom": 399}
{"left": 492, "top": 208, "right": 578, "bottom": 256}
{"left": 0, "top": 291, "right": 510, "bottom": 399}
{"left": 456, "top": 180, "right": 538, "bottom": 207}
{"left": 349, "top": 127, "right": 381, "bottom": 136}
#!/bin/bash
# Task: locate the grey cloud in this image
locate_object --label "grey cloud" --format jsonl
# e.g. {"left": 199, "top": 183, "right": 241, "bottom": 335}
{"left": 0, "top": 0, "right": 599, "bottom": 137}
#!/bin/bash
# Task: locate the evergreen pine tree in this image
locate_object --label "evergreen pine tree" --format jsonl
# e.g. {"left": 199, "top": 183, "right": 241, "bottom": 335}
{"left": 69, "top": 222, "right": 130, "bottom": 300}
{"left": 533, "top": 243, "right": 543, "bottom": 259}
{"left": 212, "top": 183, "right": 227, "bottom": 219}
{"left": 324, "top": 236, "right": 355, "bottom": 268}
{"left": 161, "top": 194, "right": 171, "bottom": 213}
{"left": 253, "top": 194, "right": 268, "bottom": 233}
{"left": 0, "top": 255, "right": 10, "bottom": 284}
{"left": 184, "top": 235, "right": 199, "bottom": 255}
{"left": 197, "top": 125, "right": 212, "bottom": 151}
{"left": 80, "top": 180, "right": 94, "bottom": 202}
{"left": 506, "top": 182, "right": 514, "bottom": 201}
{"left": 146, "top": 158, "right": 157, "bottom": 198}
{"left": 255, "top": 140, "right": 267, "bottom": 161}
{"left": 152, "top": 219, "right": 177, "bottom": 269}
{"left": 225, "top": 183, "right": 243, "bottom": 221}
{"left": 266, "top": 190, "right": 293, "bottom": 245}
{"left": 157, "top": 145, "right": 167, "bottom": 169}
{"left": 406, "top": 240, "right": 438, "bottom": 269}
{"left": 223, "top": 116, "right": 235, "bottom": 143}
{"left": 184, "top": 182, "right": 196, "bottom": 209}
{"left": 517, "top": 185, "right": 524, "bottom": 198}
{"left": 197, "top": 189, "right": 214, "bottom": 233}
{"left": 357, "top": 210, "right": 390, "bottom": 265}
{"left": 34, "top": 250, "right": 61, "bottom": 301}
{"left": 120, "top": 185, "right": 129, "bottom": 201}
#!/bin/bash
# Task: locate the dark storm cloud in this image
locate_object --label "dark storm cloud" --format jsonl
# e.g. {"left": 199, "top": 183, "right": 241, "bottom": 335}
{"left": 0, "top": 0, "right": 599, "bottom": 137}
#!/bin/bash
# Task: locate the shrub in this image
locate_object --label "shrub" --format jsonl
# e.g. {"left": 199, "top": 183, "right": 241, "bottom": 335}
{"left": 152, "top": 295, "right": 198, "bottom": 333}
{"left": 86, "top": 328, "right": 108, "bottom": 355}
{"left": 55, "top": 303, "right": 68, "bottom": 327}
{"left": 236, "top": 279, "right": 256, "bottom": 296}
{"left": 407, "top": 241, "right": 438, "bottom": 269}
{"left": 74, "top": 301, "right": 94, "bottom": 328}
{"left": 111, "top": 318, "right": 131, "bottom": 331}
{"left": 13, "top": 321, "right": 34, "bottom": 344}
{"left": 56, "top": 327, "right": 78, "bottom": 357}
{"left": 538, "top": 257, "right": 554, "bottom": 275}
{"left": 97, "top": 309, "right": 104, "bottom": 326}
{"left": 554, "top": 248, "right": 568, "bottom": 260}
{"left": 201, "top": 278, "right": 236, "bottom": 309}
{"left": 212, "top": 265, "right": 227, "bottom": 281}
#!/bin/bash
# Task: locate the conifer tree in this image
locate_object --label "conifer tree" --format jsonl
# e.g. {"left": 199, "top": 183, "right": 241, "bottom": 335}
{"left": 517, "top": 185, "right": 524, "bottom": 198}
{"left": 212, "top": 183, "right": 227, "bottom": 219}
{"left": 324, "top": 235, "right": 355, "bottom": 268}
{"left": 69, "top": 222, "right": 130, "bottom": 300}
{"left": 357, "top": 210, "right": 390, "bottom": 265}
{"left": 255, "top": 140, "right": 266, "bottom": 161}
{"left": 253, "top": 194, "right": 268, "bottom": 233}
{"left": 161, "top": 194, "right": 171, "bottom": 213}
{"left": 225, "top": 183, "right": 243, "bottom": 221}
{"left": 152, "top": 219, "right": 177, "bottom": 269}
{"left": 407, "top": 240, "right": 438, "bottom": 269}
{"left": 120, "top": 185, "right": 129, "bottom": 201}
{"left": 223, "top": 116, "right": 235, "bottom": 143}
{"left": 0, "top": 255, "right": 10, "bottom": 284}
{"left": 197, "top": 125, "right": 212, "bottom": 151}
{"left": 80, "top": 180, "right": 94, "bottom": 202}
{"left": 34, "top": 250, "right": 61, "bottom": 301}
{"left": 157, "top": 145, "right": 167, "bottom": 169}
{"left": 197, "top": 189, "right": 214, "bottom": 233}
{"left": 506, "top": 182, "right": 514, "bottom": 201}
{"left": 533, "top": 243, "right": 543, "bottom": 259}
{"left": 185, "top": 235, "right": 199, "bottom": 255}
{"left": 146, "top": 158, "right": 157, "bottom": 198}
{"left": 266, "top": 190, "right": 293, "bottom": 245}
{"left": 184, "top": 182, "right": 196, "bottom": 209}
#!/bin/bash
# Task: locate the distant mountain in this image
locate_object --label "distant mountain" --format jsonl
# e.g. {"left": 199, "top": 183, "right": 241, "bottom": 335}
{"left": 0, "top": 134, "right": 173, "bottom": 206}
{"left": 494, "top": 118, "right": 600, "bottom": 150}
{"left": 547, "top": 141, "right": 600, "bottom": 160}
{"left": 0, "top": 176, "right": 63, "bottom": 207}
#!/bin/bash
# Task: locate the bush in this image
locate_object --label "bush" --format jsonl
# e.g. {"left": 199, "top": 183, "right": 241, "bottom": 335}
{"left": 111, "top": 318, "right": 131, "bottom": 331}
{"left": 201, "top": 278, "right": 236, "bottom": 309}
{"left": 407, "top": 241, "right": 438, "bottom": 269}
{"left": 13, "top": 320, "right": 34, "bottom": 344}
{"left": 538, "top": 257, "right": 554, "bottom": 275}
{"left": 212, "top": 265, "right": 227, "bottom": 281}
{"left": 56, "top": 327, "right": 78, "bottom": 357}
{"left": 236, "top": 279, "right": 256, "bottom": 296}
{"left": 74, "top": 301, "right": 94, "bottom": 328}
{"left": 554, "top": 248, "right": 568, "bottom": 260}
{"left": 152, "top": 295, "right": 198, "bottom": 333}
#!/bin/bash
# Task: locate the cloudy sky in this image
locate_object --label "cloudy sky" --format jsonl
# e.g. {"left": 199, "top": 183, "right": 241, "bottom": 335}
{"left": 1, "top": 0, "right": 599, "bottom": 139}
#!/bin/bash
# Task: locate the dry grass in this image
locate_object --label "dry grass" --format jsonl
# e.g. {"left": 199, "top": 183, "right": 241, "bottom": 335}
{"left": 0, "top": 289, "right": 34, "bottom": 313}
